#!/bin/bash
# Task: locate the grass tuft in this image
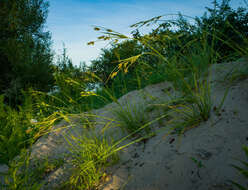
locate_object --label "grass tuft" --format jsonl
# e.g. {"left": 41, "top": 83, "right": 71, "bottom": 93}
{"left": 229, "top": 145, "right": 248, "bottom": 190}
{"left": 113, "top": 102, "right": 151, "bottom": 137}
{"left": 63, "top": 133, "right": 119, "bottom": 190}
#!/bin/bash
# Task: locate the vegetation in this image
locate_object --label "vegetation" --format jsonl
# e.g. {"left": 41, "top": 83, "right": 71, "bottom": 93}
{"left": 62, "top": 133, "right": 119, "bottom": 190}
{"left": 0, "top": 0, "right": 54, "bottom": 106}
{"left": 0, "top": 95, "right": 37, "bottom": 166}
{"left": 0, "top": 0, "right": 248, "bottom": 189}
{"left": 1, "top": 150, "right": 44, "bottom": 190}
{"left": 113, "top": 103, "right": 151, "bottom": 136}
{"left": 229, "top": 145, "right": 248, "bottom": 190}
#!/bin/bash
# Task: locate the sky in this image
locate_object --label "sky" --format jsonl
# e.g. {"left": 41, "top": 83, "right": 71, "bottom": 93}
{"left": 46, "top": 0, "right": 245, "bottom": 66}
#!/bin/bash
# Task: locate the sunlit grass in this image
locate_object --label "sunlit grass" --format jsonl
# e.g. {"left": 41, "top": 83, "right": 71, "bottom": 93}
{"left": 63, "top": 133, "right": 119, "bottom": 190}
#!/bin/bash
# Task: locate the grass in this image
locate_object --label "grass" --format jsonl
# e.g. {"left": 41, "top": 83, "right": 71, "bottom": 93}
{"left": 80, "top": 113, "right": 96, "bottom": 130}
{"left": 187, "top": 76, "right": 212, "bottom": 122}
{"left": 224, "top": 60, "right": 248, "bottom": 85}
{"left": 97, "top": 31, "right": 213, "bottom": 136}
{"left": 229, "top": 145, "right": 248, "bottom": 190}
{"left": 0, "top": 150, "right": 65, "bottom": 190}
{"left": 1, "top": 150, "right": 43, "bottom": 190}
{"left": 30, "top": 157, "right": 65, "bottom": 181}
{"left": 112, "top": 102, "right": 151, "bottom": 137}
{"left": 92, "top": 21, "right": 215, "bottom": 129}
{"left": 63, "top": 133, "right": 119, "bottom": 190}
{"left": 153, "top": 89, "right": 210, "bottom": 135}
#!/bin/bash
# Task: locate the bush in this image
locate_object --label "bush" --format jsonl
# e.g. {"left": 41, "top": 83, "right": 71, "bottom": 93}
{"left": 0, "top": 95, "right": 37, "bottom": 166}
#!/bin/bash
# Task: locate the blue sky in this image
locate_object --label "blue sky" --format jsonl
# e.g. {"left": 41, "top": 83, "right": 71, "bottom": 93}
{"left": 46, "top": 0, "right": 245, "bottom": 66}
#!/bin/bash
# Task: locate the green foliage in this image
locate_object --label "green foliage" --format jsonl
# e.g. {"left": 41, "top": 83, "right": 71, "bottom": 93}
{"left": 191, "top": 157, "right": 205, "bottom": 169}
{"left": 87, "top": 1, "right": 248, "bottom": 111}
{"left": 63, "top": 133, "right": 119, "bottom": 190}
{"left": 29, "top": 157, "right": 65, "bottom": 182}
{"left": 186, "top": 76, "right": 212, "bottom": 122}
{"left": 224, "top": 59, "right": 248, "bottom": 84}
{"left": 88, "top": 1, "right": 248, "bottom": 136}
{"left": 156, "top": 81, "right": 211, "bottom": 135}
{"left": 113, "top": 103, "right": 151, "bottom": 136}
{"left": 31, "top": 46, "right": 101, "bottom": 115}
{"left": 0, "top": 150, "right": 44, "bottom": 190}
{"left": 0, "top": 95, "right": 38, "bottom": 166}
{"left": 90, "top": 40, "right": 141, "bottom": 79}
{"left": 229, "top": 145, "right": 248, "bottom": 190}
{"left": 196, "top": 0, "right": 248, "bottom": 61}
{"left": 1, "top": 152, "right": 63, "bottom": 190}
{"left": 0, "top": 1, "right": 247, "bottom": 189}
{"left": 0, "top": 0, "right": 54, "bottom": 106}
{"left": 150, "top": 40, "right": 212, "bottom": 132}
{"left": 89, "top": 40, "right": 143, "bottom": 92}
{"left": 89, "top": 39, "right": 169, "bottom": 101}
{"left": 92, "top": 15, "right": 215, "bottom": 133}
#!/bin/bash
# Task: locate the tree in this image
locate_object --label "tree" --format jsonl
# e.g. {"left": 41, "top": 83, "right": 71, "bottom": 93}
{"left": 0, "top": 0, "right": 54, "bottom": 106}
{"left": 196, "top": 0, "right": 248, "bottom": 60}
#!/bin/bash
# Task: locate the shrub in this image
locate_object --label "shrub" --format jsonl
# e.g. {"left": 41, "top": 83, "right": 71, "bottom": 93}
{"left": 0, "top": 95, "right": 38, "bottom": 166}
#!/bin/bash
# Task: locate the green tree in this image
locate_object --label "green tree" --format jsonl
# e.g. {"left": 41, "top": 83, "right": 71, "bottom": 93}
{"left": 0, "top": 0, "right": 54, "bottom": 106}
{"left": 195, "top": 0, "right": 248, "bottom": 60}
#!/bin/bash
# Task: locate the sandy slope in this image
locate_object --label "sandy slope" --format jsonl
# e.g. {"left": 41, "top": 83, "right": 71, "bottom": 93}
{"left": 103, "top": 77, "right": 248, "bottom": 190}
{"left": 1, "top": 59, "right": 247, "bottom": 189}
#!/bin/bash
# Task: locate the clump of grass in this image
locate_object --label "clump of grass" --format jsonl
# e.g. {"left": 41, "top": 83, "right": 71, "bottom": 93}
{"left": 63, "top": 133, "right": 119, "bottom": 190}
{"left": 30, "top": 157, "right": 65, "bottom": 181}
{"left": 155, "top": 95, "right": 205, "bottom": 135}
{"left": 1, "top": 152, "right": 65, "bottom": 190}
{"left": 224, "top": 61, "right": 248, "bottom": 85}
{"left": 169, "top": 105, "right": 203, "bottom": 134}
{"left": 229, "top": 145, "right": 248, "bottom": 190}
{"left": 113, "top": 102, "right": 151, "bottom": 136}
{"left": 187, "top": 77, "right": 212, "bottom": 122}
{"left": 0, "top": 150, "right": 44, "bottom": 190}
